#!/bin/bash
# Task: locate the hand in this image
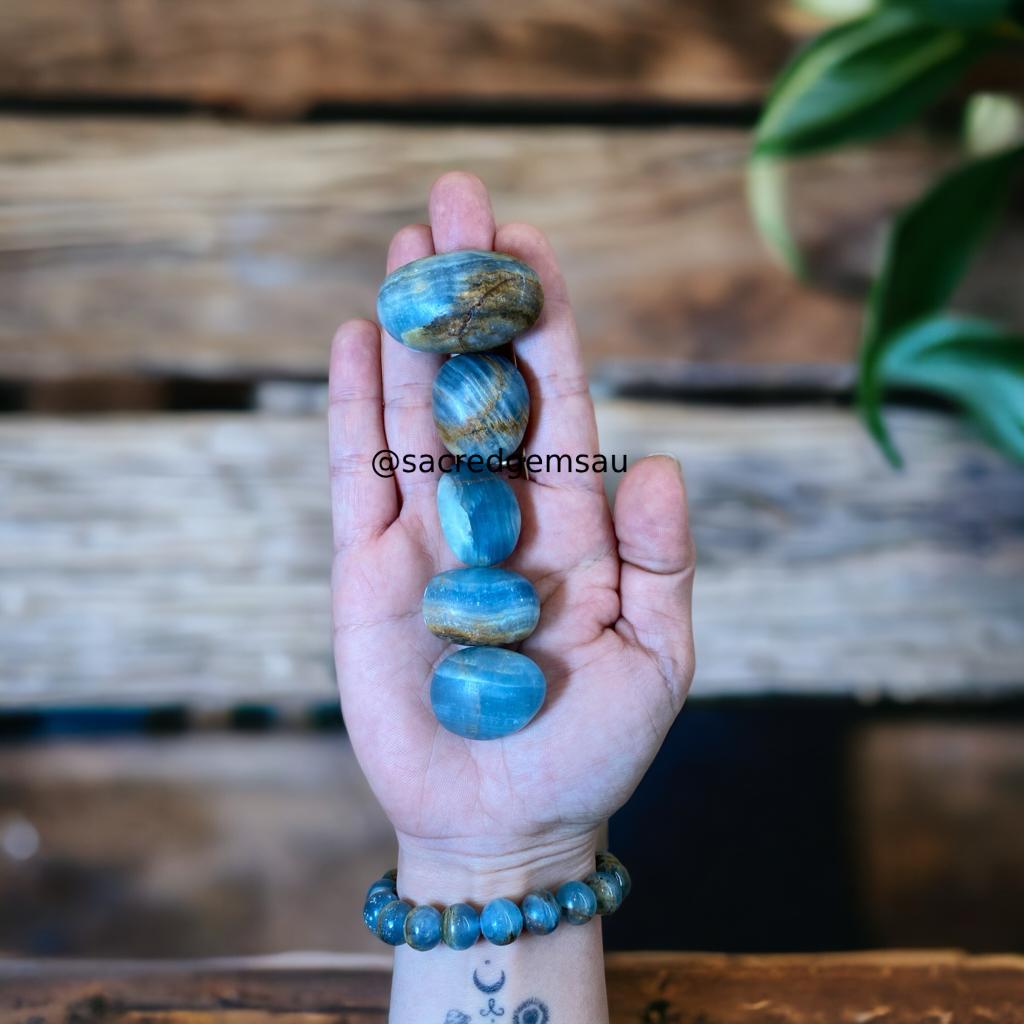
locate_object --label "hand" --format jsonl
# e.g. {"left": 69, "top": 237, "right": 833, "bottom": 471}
{"left": 329, "top": 173, "right": 695, "bottom": 898}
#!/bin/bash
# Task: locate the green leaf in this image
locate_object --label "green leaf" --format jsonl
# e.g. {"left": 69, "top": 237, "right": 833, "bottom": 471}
{"left": 746, "top": 156, "right": 806, "bottom": 276}
{"left": 859, "top": 143, "right": 1024, "bottom": 463}
{"left": 887, "top": 0, "right": 1016, "bottom": 27}
{"left": 874, "top": 315, "right": 1024, "bottom": 461}
{"left": 794, "top": 0, "right": 876, "bottom": 20}
{"left": 965, "top": 93, "right": 1024, "bottom": 156}
{"left": 755, "top": 9, "right": 990, "bottom": 157}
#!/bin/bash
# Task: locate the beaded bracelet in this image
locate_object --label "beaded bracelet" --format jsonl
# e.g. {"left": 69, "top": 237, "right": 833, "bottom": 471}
{"left": 363, "top": 851, "right": 631, "bottom": 951}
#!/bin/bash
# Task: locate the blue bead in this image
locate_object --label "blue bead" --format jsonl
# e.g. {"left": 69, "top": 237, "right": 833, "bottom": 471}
{"left": 430, "top": 647, "right": 546, "bottom": 740}
{"left": 404, "top": 905, "right": 443, "bottom": 951}
{"left": 480, "top": 898, "right": 523, "bottom": 946}
{"left": 423, "top": 567, "right": 539, "bottom": 646}
{"left": 375, "top": 899, "right": 413, "bottom": 945}
{"left": 363, "top": 888, "right": 396, "bottom": 933}
{"left": 442, "top": 902, "right": 481, "bottom": 950}
{"left": 521, "top": 890, "right": 560, "bottom": 935}
{"left": 437, "top": 465, "right": 521, "bottom": 566}
{"left": 556, "top": 881, "right": 597, "bottom": 925}
{"left": 377, "top": 250, "right": 543, "bottom": 354}
{"left": 433, "top": 354, "right": 529, "bottom": 460}
{"left": 584, "top": 870, "right": 623, "bottom": 915}
{"left": 366, "top": 876, "right": 397, "bottom": 899}
{"left": 597, "top": 852, "right": 631, "bottom": 900}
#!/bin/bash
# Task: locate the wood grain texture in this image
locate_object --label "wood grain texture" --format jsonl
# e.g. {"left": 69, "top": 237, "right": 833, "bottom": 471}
{"left": 4, "top": 117, "right": 1008, "bottom": 382}
{"left": 0, "top": 1, "right": 814, "bottom": 112}
{"left": 2, "top": 403, "right": 1022, "bottom": 707}
{"left": 2, "top": 952, "right": 1023, "bottom": 1023}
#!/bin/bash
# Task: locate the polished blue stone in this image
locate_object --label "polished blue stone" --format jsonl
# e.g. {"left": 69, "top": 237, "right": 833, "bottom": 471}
{"left": 363, "top": 888, "right": 396, "bottom": 933}
{"left": 423, "top": 567, "right": 539, "bottom": 646}
{"left": 556, "top": 881, "right": 597, "bottom": 925}
{"left": 404, "top": 904, "right": 443, "bottom": 951}
{"left": 481, "top": 897, "right": 524, "bottom": 946}
{"left": 437, "top": 464, "right": 521, "bottom": 566}
{"left": 430, "top": 647, "right": 546, "bottom": 740}
{"left": 377, "top": 250, "right": 543, "bottom": 354}
{"left": 432, "top": 353, "right": 529, "bottom": 460}
{"left": 521, "top": 889, "right": 560, "bottom": 935}
{"left": 366, "top": 876, "right": 397, "bottom": 899}
{"left": 597, "top": 852, "right": 631, "bottom": 900}
{"left": 442, "top": 902, "right": 481, "bottom": 950}
{"left": 584, "top": 870, "right": 623, "bottom": 915}
{"left": 376, "top": 899, "right": 413, "bottom": 945}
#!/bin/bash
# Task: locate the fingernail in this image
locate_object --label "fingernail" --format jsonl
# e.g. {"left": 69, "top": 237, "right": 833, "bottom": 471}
{"left": 646, "top": 452, "right": 680, "bottom": 464}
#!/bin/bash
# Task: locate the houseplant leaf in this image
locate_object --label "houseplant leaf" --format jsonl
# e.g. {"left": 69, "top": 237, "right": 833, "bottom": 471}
{"left": 859, "top": 143, "right": 1024, "bottom": 463}
{"left": 888, "top": 0, "right": 1017, "bottom": 27}
{"left": 755, "top": 8, "right": 990, "bottom": 157}
{"left": 965, "top": 93, "right": 1024, "bottom": 155}
{"left": 873, "top": 314, "right": 1024, "bottom": 461}
{"left": 794, "top": 0, "right": 875, "bottom": 19}
{"left": 746, "top": 156, "right": 806, "bottom": 275}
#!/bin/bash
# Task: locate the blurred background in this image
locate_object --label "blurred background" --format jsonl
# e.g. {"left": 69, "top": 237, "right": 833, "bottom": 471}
{"left": 1, "top": 0, "right": 1023, "bottom": 958}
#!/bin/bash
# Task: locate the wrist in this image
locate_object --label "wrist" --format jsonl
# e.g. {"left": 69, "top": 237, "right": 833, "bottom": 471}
{"left": 394, "top": 828, "right": 600, "bottom": 904}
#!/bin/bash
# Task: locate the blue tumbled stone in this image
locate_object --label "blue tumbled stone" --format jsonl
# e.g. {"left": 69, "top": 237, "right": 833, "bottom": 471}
{"left": 366, "top": 876, "right": 397, "bottom": 899}
{"left": 584, "top": 870, "right": 623, "bottom": 916}
{"left": 432, "top": 353, "right": 529, "bottom": 460}
{"left": 441, "top": 902, "right": 481, "bottom": 950}
{"left": 521, "top": 889, "right": 560, "bottom": 935}
{"left": 480, "top": 897, "right": 523, "bottom": 946}
{"left": 430, "top": 647, "right": 546, "bottom": 740}
{"left": 404, "top": 904, "right": 443, "bottom": 951}
{"left": 597, "top": 851, "right": 632, "bottom": 900}
{"left": 375, "top": 899, "right": 413, "bottom": 945}
{"left": 363, "top": 888, "right": 396, "bottom": 933}
{"left": 556, "top": 880, "right": 597, "bottom": 925}
{"left": 437, "top": 464, "right": 521, "bottom": 566}
{"left": 377, "top": 250, "right": 543, "bottom": 354}
{"left": 423, "top": 567, "right": 539, "bottom": 646}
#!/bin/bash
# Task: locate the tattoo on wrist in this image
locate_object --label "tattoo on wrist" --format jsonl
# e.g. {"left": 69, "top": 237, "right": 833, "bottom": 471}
{"left": 444, "top": 963, "right": 550, "bottom": 1024}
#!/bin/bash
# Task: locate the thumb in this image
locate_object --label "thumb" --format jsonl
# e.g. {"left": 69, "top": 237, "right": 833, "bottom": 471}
{"left": 613, "top": 454, "right": 696, "bottom": 709}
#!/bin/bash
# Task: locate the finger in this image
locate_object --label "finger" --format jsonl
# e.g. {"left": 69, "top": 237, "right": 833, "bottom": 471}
{"left": 328, "top": 319, "right": 397, "bottom": 551}
{"left": 380, "top": 223, "right": 441, "bottom": 502}
{"left": 380, "top": 173, "right": 497, "bottom": 504}
{"left": 428, "top": 171, "right": 496, "bottom": 253}
{"left": 494, "top": 221, "right": 601, "bottom": 491}
{"left": 614, "top": 455, "right": 696, "bottom": 711}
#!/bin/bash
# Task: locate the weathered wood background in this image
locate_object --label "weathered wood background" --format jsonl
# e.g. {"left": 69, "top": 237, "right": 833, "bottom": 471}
{"left": 0, "top": 0, "right": 1023, "bottom": 972}
{"left": 3, "top": 404, "right": 1023, "bottom": 707}
{"left": 0, "top": 1, "right": 814, "bottom": 111}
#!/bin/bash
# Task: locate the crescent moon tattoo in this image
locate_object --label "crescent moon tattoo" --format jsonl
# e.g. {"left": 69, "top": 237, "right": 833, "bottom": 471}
{"left": 472, "top": 967, "right": 507, "bottom": 994}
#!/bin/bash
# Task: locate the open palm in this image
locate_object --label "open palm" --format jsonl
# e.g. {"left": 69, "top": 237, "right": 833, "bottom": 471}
{"left": 329, "top": 174, "right": 695, "bottom": 862}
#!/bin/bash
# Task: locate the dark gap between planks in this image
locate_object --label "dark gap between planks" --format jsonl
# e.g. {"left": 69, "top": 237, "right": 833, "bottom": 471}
{"left": 4, "top": 697, "right": 1024, "bottom": 740}
{"left": 0, "top": 373, "right": 970, "bottom": 415}
{"left": 0, "top": 94, "right": 761, "bottom": 127}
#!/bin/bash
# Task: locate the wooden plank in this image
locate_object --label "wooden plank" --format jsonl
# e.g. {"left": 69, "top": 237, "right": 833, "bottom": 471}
{"left": 2, "top": 403, "right": 1022, "bottom": 707}
{"left": 851, "top": 722, "right": 1024, "bottom": 952}
{"left": 0, "top": 736, "right": 394, "bottom": 958}
{"left": 0, "top": 1, "right": 815, "bottom": 113}
{"left": 2, "top": 952, "right": 1024, "bottom": 1023}
{"left": 3, "top": 117, "right": 1003, "bottom": 382}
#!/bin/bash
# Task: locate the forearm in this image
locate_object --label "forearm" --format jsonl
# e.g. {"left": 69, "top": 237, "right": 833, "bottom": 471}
{"left": 388, "top": 831, "right": 609, "bottom": 1024}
